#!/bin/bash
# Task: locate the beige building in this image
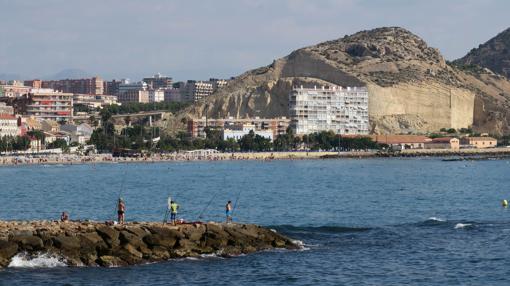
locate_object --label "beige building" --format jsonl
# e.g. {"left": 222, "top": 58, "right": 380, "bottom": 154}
{"left": 117, "top": 90, "right": 149, "bottom": 103}
{"left": 27, "top": 89, "right": 73, "bottom": 122}
{"left": 460, "top": 137, "right": 497, "bottom": 148}
{"left": 424, "top": 137, "right": 460, "bottom": 150}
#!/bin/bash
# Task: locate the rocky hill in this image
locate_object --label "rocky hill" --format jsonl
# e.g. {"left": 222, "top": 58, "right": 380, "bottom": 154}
{"left": 169, "top": 27, "right": 510, "bottom": 135}
{"left": 455, "top": 28, "right": 510, "bottom": 79}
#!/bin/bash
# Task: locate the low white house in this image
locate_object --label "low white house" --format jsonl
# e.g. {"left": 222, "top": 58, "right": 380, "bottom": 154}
{"left": 60, "top": 123, "right": 94, "bottom": 144}
{"left": 222, "top": 123, "right": 274, "bottom": 142}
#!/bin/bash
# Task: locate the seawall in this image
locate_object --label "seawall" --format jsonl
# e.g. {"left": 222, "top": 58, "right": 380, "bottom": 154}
{"left": 0, "top": 221, "right": 298, "bottom": 268}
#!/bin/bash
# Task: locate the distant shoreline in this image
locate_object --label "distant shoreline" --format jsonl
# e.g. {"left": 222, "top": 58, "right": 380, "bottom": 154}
{"left": 1, "top": 148, "right": 510, "bottom": 167}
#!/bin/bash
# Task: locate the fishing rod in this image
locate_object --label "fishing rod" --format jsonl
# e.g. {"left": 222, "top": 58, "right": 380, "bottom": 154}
{"left": 196, "top": 176, "right": 226, "bottom": 221}
{"left": 114, "top": 170, "right": 127, "bottom": 221}
{"left": 163, "top": 194, "right": 171, "bottom": 223}
{"left": 231, "top": 172, "right": 244, "bottom": 219}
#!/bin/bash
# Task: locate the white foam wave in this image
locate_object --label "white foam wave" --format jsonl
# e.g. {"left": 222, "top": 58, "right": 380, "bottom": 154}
{"left": 291, "top": 239, "right": 310, "bottom": 251}
{"left": 454, "top": 223, "right": 472, "bottom": 229}
{"left": 8, "top": 252, "right": 67, "bottom": 268}
{"left": 427, "top": 217, "right": 446, "bottom": 222}
{"left": 200, "top": 253, "right": 224, "bottom": 259}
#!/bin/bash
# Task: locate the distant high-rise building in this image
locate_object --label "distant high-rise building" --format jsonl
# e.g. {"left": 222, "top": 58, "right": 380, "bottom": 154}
{"left": 24, "top": 80, "right": 42, "bottom": 89}
{"left": 143, "top": 73, "right": 173, "bottom": 90}
{"left": 104, "top": 79, "right": 124, "bottom": 96}
{"left": 41, "top": 77, "right": 104, "bottom": 95}
{"left": 289, "top": 85, "right": 369, "bottom": 135}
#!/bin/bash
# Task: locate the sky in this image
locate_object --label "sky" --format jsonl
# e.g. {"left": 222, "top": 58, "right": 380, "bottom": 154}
{"left": 0, "top": 0, "right": 509, "bottom": 81}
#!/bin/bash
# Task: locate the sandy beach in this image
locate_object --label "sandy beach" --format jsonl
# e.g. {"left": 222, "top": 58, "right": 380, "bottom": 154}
{"left": 1, "top": 148, "right": 510, "bottom": 167}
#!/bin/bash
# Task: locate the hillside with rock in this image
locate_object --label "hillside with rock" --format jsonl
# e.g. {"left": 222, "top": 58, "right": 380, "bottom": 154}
{"left": 455, "top": 28, "right": 510, "bottom": 79}
{"left": 167, "top": 27, "right": 510, "bottom": 135}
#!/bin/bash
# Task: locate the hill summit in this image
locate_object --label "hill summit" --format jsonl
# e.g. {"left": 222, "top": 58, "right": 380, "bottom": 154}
{"left": 455, "top": 27, "right": 510, "bottom": 79}
{"left": 170, "top": 27, "right": 510, "bottom": 135}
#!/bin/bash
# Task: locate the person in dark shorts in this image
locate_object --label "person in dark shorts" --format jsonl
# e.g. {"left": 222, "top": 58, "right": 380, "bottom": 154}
{"left": 170, "top": 201, "right": 179, "bottom": 225}
{"left": 225, "top": 201, "right": 233, "bottom": 223}
{"left": 117, "top": 198, "right": 126, "bottom": 224}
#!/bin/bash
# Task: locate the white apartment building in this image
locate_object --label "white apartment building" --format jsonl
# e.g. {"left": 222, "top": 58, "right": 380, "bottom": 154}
{"left": 222, "top": 123, "right": 274, "bottom": 142}
{"left": 27, "top": 88, "right": 73, "bottom": 122}
{"left": 289, "top": 85, "right": 369, "bottom": 135}
{"left": 185, "top": 80, "right": 214, "bottom": 102}
{"left": 148, "top": 89, "right": 165, "bottom": 103}
{"left": 0, "top": 114, "right": 19, "bottom": 137}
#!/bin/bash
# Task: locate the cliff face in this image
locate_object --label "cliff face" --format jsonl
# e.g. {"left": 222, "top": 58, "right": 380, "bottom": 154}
{"left": 170, "top": 27, "right": 510, "bottom": 135}
{"left": 0, "top": 221, "right": 297, "bottom": 268}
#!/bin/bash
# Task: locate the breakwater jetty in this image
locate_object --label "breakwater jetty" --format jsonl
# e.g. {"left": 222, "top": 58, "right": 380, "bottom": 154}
{"left": 0, "top": 221, "right": 297, "bottom": 267}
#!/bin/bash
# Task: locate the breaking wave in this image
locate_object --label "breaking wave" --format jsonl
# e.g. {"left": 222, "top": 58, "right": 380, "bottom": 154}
{"left": 8, "top": 252, "right": 67, "bottom": 268}
{"left": 454, "top": 223, "right": 473, "bottom": 229}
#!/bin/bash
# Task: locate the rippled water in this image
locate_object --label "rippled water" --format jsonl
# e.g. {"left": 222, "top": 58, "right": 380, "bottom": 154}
{"left": 1, "top": 158, "right": 510, "bottom": 285}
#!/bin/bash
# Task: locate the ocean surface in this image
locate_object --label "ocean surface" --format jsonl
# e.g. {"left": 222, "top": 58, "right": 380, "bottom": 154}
{"left": 0, "top": 158, "right": 510, "bottom": 285}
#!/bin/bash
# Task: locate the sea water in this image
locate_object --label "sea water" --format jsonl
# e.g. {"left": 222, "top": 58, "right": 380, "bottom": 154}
{"left": 0, "top": 158, "right": 509, "bottom": 285}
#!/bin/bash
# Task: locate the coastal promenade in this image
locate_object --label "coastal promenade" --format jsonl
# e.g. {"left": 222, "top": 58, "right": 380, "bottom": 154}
{"left": 1, "top": 148, "right": 510, "bottom": 167}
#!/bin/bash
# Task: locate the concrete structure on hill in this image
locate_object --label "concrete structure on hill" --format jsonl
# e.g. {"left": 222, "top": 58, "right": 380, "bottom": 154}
{"left": 460, "top": 136, "right": 497, "bottom": 148}
{"left": 188, "top": 117, "right": 290, "bottom": 139}
{"left": 223, "top": 123, "right": 274, "bottom": 141}
{"left": 162, "top": 79, "right": 228, "bottom": 103}
{"left": 0, "top": 114, "right": 19, "bottom": 137}
{"left": 27, "top": 89, "right": 73, "bottom": 122}
{"left": 289, "top": 85, "right": 369, "bottom": 135}
{"left": 41, "top": 77, "right": 104, "bottom": 95}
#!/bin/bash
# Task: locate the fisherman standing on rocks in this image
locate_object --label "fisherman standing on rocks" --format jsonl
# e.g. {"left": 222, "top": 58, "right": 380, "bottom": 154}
{"left": 226, "top": 201, "right": 233, "bottom": 223}
{"left": 117, "top": 198, "right": 126, "bottom": 224}
{"left": 170, "top": 201, "right": 179, "bottom": 225}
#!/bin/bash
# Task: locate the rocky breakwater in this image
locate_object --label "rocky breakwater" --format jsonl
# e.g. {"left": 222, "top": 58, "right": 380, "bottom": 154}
{"left": 0, "top": 221, "right": 298, "bottom": 267}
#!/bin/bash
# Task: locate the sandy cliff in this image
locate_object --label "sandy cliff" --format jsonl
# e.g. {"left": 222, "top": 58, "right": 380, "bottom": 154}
{"left": 168, "top": 27, "right": 510, "bottom": 135}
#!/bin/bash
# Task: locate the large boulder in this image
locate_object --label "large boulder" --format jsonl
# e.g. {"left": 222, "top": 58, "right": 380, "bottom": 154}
{"left": 10, "top": 235, "right": 44, "bottom": 251}
{"left": 95, "top": 226, "right": 120, "bottom": 247}
{"left": 143, "top": 234, "right": 177, "bottom": 249}
{"left": 0, "top": 240, "right": 18, "bottom": 267}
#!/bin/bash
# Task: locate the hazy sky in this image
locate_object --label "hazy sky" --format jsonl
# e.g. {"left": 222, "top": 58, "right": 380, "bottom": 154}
{"left": 0, "top": 0, "right": 508, "bottom": 81}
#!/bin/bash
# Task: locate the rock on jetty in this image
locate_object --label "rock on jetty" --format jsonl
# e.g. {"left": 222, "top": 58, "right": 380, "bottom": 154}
{"left": 0, "top": 221, "right": 298, "bottom": 267}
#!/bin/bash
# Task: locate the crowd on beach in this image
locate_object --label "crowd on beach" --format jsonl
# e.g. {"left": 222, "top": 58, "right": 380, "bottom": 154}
{"left": 0, "top": 151, "right": 343, "bottom": 166}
